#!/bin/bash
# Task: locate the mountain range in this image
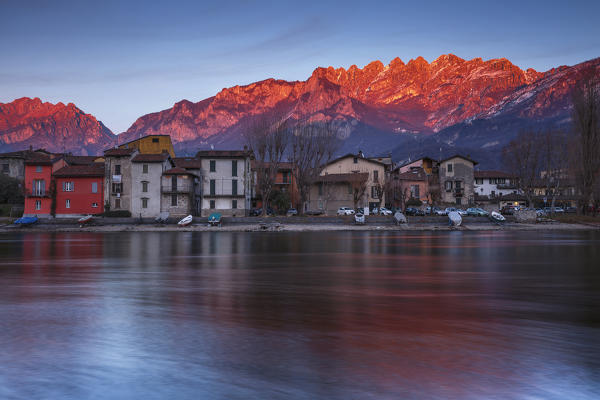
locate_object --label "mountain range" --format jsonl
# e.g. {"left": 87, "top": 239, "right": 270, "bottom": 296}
{"left": 1, "top": 54, "right": 598, "bottom": 168}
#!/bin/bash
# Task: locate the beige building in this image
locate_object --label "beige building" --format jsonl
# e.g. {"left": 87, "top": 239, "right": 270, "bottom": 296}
{"left": 160, "top": 167, "right": 201, "bottom": 217}
{"left": 308, "top": 152, "right": 387, "bottom": 214}
{"left": 103, "top": 148, "right": 138, "bottom": 213}
{"left": 196, "top": 150, "right": 253, "bottom": 216}
{"left": 438, "top": 155, "right": 477, "bottom": 205}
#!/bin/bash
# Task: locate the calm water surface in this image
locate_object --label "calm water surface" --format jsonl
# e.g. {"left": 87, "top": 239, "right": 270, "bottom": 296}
{"left": 0, "top": 231, "right": 599, "bottom": 399}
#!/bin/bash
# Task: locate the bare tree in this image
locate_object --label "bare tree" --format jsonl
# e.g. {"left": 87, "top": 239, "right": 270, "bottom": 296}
{"left": 572, "top": 78, "right": 600, "bottom": 214}
{"left": 245, "top": 114, "right": 289, "bottom": 216}
{"left": 502, "top": 131, "right": 542, "bottom": 207}
{"left": 290, "top": 121, "right": 340, "bottom": 214}
{"left": 539, "top": 129, "right": 569, "bottom": 215}
{"left": 351, "top": 176, "right": 368, "bottom": 210}
{"left": 373, "top": 172, "right": 391, "bottom": 211}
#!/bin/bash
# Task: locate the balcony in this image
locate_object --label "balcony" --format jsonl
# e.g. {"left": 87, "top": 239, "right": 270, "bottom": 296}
{"left": 26, "top": 189, "right": 51, "bottom": 198}
{"left": 112, "top": 174, "right": 122, "bottom": 183}
{"left": 162, "top": 185, "right": 192, "bottom": 194}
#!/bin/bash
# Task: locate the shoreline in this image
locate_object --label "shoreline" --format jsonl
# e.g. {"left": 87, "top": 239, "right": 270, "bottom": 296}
{"left": 1, "top": 221, "right": 598, "bottom": 233}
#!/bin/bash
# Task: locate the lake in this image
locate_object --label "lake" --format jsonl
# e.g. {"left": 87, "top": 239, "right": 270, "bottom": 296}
{"left": 0, "top": 231, "right": 599, "bottom": 399}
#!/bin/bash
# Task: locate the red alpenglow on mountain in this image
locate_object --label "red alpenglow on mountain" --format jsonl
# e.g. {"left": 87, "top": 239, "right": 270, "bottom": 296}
{"left": 0, "top": 97, "right": 114, "bottom": 155}
{"left": 1, "top": 54, "right": 598, "bottom": 165}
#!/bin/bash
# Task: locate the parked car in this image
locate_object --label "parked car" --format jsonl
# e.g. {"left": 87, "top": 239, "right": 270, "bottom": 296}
{"left": 250, "top": 207, "right": 273, "bottom": 216}
{"left": 378, "top": 207, "right": 393, "bottom": 216}
{"left": 435, "top": 208, "right": 448, "bottom": 216}
{"left": 425, "top": 206, "right": 442, "bottom": 215}
{"left": 305, "top": 209, "right": 324, "bottom": 216}
{"left": 565, "top": 206, "right": 577, "bottom": 214}
{"left": 466, "top": 207, "right": 488, "bottom": 216}
{"left": 544, "top": 206, "right": 564, "bottom": 214}
{"left": 405, "top": 207, "right": 425, "bottom": 216}
{"left": 444, "top": 207, "right": 457, "bottom": 215}
{"left": 337, "top": 207, "right": 355, "bottom": 216}
{"left": 286, "top": 208, "right": 298, "bottom": 216}
{"left": 457, "top": 209, "right": 468, "bottom": 216}
{"left": 501, "top": 205, "right": 517, "bottom": 215}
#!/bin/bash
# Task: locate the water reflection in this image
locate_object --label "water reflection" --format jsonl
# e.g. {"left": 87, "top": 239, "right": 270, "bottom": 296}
{"left": 0, "top": 231, "right": 599, "bottom": 399}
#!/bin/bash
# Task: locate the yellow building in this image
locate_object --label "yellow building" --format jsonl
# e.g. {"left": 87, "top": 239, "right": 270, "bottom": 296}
{"left": 118, "top": 135, "right": 175, "bottom": 157}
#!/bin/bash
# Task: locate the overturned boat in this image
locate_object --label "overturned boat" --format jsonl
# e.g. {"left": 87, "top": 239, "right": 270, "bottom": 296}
{"left": 354, "top": 213, "right": 365, "bottom": 225}
{"left": 448, "top": 211, "right": 462, "bottom": 227}
{"left": 14, "top": 216, "right": 38, "bottom": 226}
{"left": 78, "top": 215, "right": 93, "bottom": 227}
{"left": 208, "top": 213, "right": 222, "bottom": 227}
{"left": 490, "top": 211, "right": 506, "bottom": 223}
{"left": 178, "top": 215, "right": 193, "bottom": 227}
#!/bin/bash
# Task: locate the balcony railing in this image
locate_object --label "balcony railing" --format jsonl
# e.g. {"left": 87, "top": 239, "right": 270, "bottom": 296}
{"left": 162, "top": 185, "right": 192, "bottom": 194}
{"left": 26, "top": 189, "right": 51, "bottom": 198}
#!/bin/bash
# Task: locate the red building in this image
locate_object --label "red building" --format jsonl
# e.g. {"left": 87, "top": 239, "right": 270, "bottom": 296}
{"left": 23, "top": 153, "right": 55, "bottom": 217}
{"left": 53, "top": 164, "right": 105, "bottom": 216}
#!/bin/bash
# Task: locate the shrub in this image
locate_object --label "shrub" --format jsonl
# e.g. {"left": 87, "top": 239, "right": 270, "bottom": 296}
{"left": 406, "top": 197, "right": 422, "bottom": 207}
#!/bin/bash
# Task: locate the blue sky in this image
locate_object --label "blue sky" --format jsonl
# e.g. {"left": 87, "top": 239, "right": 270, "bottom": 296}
{"left": 1, "top": 0, "right": 598, "bottom": 133}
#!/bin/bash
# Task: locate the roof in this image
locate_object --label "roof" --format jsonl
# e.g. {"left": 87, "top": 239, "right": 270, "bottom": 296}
{"left": 250, "top": 160, "right": 293, "bottom": 170}
{"left": 324, "top": 153, "right": 387, "bottom": 168}
{"left": 173, "top": 157, "right": 203, "bottom": 169}
{"left": 24, "top": 153, "right": 53, "bottom": 165}
{"left": 0, "top": 149, "right": 55, "bottom": 160}
{"left": 118, "top": 134, "right": 171, "bottom": 147}
{"left": 163, "top": 167, "right": 196, "bottom": 176}
{"left": 132, "top": 153, "right": 170, "bottom": 163}
{"left": 396, "top": 169, "right": 427, "bottom": 181}
{"left": 474, "top": 170, "right": 513, "bottom": 179}
{"left": 104, "top": 148, "right": 136, "bottom": 157}
{"left": 53, "top": 164, "right": 105, "bottom": 178}
{"left": 195, "top": 149, "right": 252, "bottom": 158}
{"left": 314, "top": 172, "right": 369, "bottom": 183}
{"left": 395, "top": 156, "right": 437, "bottom": 170}
{"left": 65, "top": 155, "right": 101, "bottom": 165}
{"left": 439, "top": 154, "right": 478, "bottom": 165}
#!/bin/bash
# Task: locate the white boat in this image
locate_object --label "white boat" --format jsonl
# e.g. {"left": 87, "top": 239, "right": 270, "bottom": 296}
{"left": 490, "top": 211, "right": 506, "bottom": 223}
{"left": 178, "top": 215, "right": 193, "bottom": 227}
{"left": 354, "top": 213, "right": 365, "bottom": 224}
{"left": 78, "top": 215, "right": 93, "bottom": 226}
{"left": 394, "top": 211, "right": 407, "bottom": 225}
{"left": 448, "top": 211, "right": 462, "bottom": 226}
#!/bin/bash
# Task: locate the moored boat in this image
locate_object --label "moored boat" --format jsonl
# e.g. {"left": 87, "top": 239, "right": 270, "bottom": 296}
{"left": 14, "top": 216, "right": 38, "bottom": 226}
{"left": 208, "top": 213, "right": 222, "bottom": 227}
{"left": 178, "top": 215, "right": 193, "bottom": 227}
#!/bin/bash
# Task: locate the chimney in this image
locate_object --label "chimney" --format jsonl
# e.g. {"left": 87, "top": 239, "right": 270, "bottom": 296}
{"left": 358, "top": 150, "right": 364, "bottom": 158}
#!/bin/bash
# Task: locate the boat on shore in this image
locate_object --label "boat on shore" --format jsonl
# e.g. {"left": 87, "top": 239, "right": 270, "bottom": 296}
{"left": 354, "top": 213, "right": 365, "bottom": 225}
{"left": 178, "top": 215, "right": 193, "bottom": 227}
{"left": 208, "top": 213, "right": 222, "bottom": 227}
{"left": 490, "top": 211, "right": 506, "bottom": 223}
{"left": 78, "top": 215, "right": 93, "bottom": 227}
{"left": 14, "top": 216, "right": 38, "bottom": 226}
{"left": 448, "top": 211, "right": 462, "bottom": 226}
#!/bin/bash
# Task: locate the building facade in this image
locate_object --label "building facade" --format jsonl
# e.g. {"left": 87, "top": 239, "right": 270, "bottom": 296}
{"left": 196, "top": 150, "right": 252, "bottom": 216}
{"left": 117, "top": 134, "right": 175, "bottom": 157}
{"left": 103, "top": 148, "right": 137, "bottom": 213}
{"left": 160, "top": 167, "right": 201, "bottom": 217}
{"left": 23, "top": 154, "right": 54, "bottom": 217}
{"left": 53, "top": 164, "right": 105, "bottom": 217}
{"left": 130, "top": 153, "right": 173, "bottom": 218}
{"left": 438, "top": 155, "right": 477, "bottom": 205}
{"left": 474, "top": 170, "right": 517, "bottom": 198}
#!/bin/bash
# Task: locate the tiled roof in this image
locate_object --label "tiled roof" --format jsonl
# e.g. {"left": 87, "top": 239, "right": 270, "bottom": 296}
{"left": 314, "top": 172, "right": 369, "bottom": 183}
{"left": 163, "top": 167, "right": 196, "bottom": 176}
{"left": 173, "top": 157, "right": 203, "bottom": 169}
{"left": 65, "top": 155, "right": 101, "bottom": 165}
{"left": 439, "top": 154, "right": 478, "bottom": 165}
{"left": 396, "top": 169, "right": 427, "bottom": 181}
{"left": 474, "top": 170, "right": 513, "bottom": 178}
{"left": 104, "top": 148, "right": 136, "bottom": 156}
{"left": 323, "top": 153, "right": 387, "bottom": 168}
{"left": 53, "top": 164, "right": 105, "bottom": 177}
{"left": 195, "top": 149, "right": 252, "bottom": 158}
{"left": 24, "top": 153, "right": 53, "bottom": 165}
{"left": 132, "top": 153, "right": 170, "bottom": 163}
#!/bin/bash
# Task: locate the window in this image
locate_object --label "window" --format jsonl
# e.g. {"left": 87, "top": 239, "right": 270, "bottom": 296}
{"left": 348, "top": 183, "right": 353, "bottom": 195}
{"left": 232, "top": 160, "right": 237, "bottom": 177}
{"left": 475, "top": 178, "right": 483, "bottom": 185}
{"left": 142, "top": 164, "right": 148, "bottom": 173}
{"left": 373, "top": 170, "right": 378, "bottom": 182}
{"left": 35, "top": 200, "right": 41, "bottom": 210}
{"left": 152, "top": 138, "right": 159, "bottom": 143}
{"left": 91, "top": 182, "right": 98, "bottom": 193}
{"left": 115, "top": 199, "right": 121, "bottom": 209}
{"left": 65, "top": 199, "right": 70, "bottom": 208}
{"left": 33, "top": 179, "right": 45, "bottom": 196}
{"left": 2, "top": 164, "right": 8, "bottom": 174}
{"left": 63, "top": 181, "right": 74, "bottom": 192}
{"left": 142, "top": 181, "right": 148, "bottom": 192}
{"left": 112, "top": 183, "right": 122, "bottom": 193}
{"left": 209, "top": 160, "right": 216, "bottom": 172}
{"left": 447, "top": 163, "right": 453, "bottom": 173}
{"left": 171, "top": 176, "right": 177, "bottom": 191}
{"left": 232, "top": 199, "right": 237, "bottom": 209}
{"left": 353, "top": 157, "right": 358, "bottom": 164}
{"left": 318, "top": 183, "right": 323, "bottom": 196}
{"left": 371, "top": 186, "right": 378, "bottom": 199}
{"left": 455, "top": 181, "right": 461, "bottom": 189}
{"left": 445, "top": 181, "right": 453, "bottom": 191}
{"left": 497, "top": 178, "right": 505, "bottom": 184}
{"left": 456, "top": 197, "right": 462, "bottom": 205}
{"left": 210, "top": 200, "right": 215, "bottom": 209}
{"left": 171, "top": 194, "right": 177, "bottom": 206}
{"left": 411, "top": 185, "right": 420, "bottom": 198}
{"left": 491, "top": 190, "right": 496, "bottom": 197}
{"left": 36, "top": 165, "right": 42, "bottom": 173}
{"left": 232, "top": 179, "right": 238, "bottom": 195}
{"left": 114, "top": 165, "right": 121, "bottom": 175}
{"left": 92, "top": 202, "right": 98, "bottom": 208}
{"left": 142, "top": 198, "right": 148, "bottom": 208}
{"left": 210, "top": 179, "right": 215, "bottom": 195}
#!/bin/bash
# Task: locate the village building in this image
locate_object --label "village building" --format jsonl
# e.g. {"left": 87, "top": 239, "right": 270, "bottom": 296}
{"left": 53, "top": 164, "right": 105, "bottom": 217}
{"left": 103, "top": 148, "right": 138, "bottom": 213}
{"left": 397, "top": 157, "right": 437, "bottom": 175}
{"left": 160, "top": 167, "right": 201, "bottom": 217}
{"left": 130, "top": 153, "right": 173, "bottom": 218}
{"left": 389, "top": 168, "right": 430, "bottom": 209}
{"left": 117, "top": 134, "right": 175, "bottom": 157}
{"left": 22, "top": 153, "right": 68, "bottom": 216}
{"left": 438, "top": 155, "right": 477, "bottom": 205}
{"left": 250, "top": 161, "right": 299, "bottom": 212}
{"left": 474, "top": 170, "right": 517, "bottom": 198}
{"left": 0, "top": 149, "right": 56, "bottom": 181}
{"left": 196, "top": 150, "right": 253, "bottom": 216}
{"left": 308, "top": 152, "right": 387, "bottom": 214}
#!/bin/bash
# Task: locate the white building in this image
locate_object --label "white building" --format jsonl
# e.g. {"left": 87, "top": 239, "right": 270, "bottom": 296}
{"left": 130, "top": 153, "right": 173, "bottom": 218}
{"left": 196, "top": 150, "right": 252, "bottom": 216}
{"left": 474, "top": 170, "right": 518, "bottom": 198}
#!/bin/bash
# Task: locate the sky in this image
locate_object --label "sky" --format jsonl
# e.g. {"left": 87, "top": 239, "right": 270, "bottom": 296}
{"left": 1, "top": 0, "right": 598, "bottom": 133}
